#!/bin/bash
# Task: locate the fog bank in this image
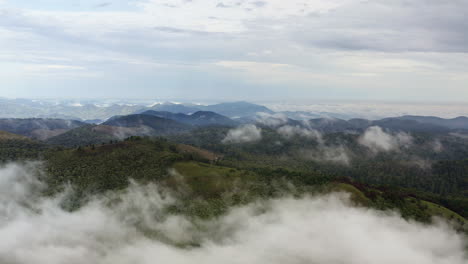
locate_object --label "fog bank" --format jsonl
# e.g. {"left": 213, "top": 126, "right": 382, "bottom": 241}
{"left": 0, "top": 163, "right": 466, "bottom": 264}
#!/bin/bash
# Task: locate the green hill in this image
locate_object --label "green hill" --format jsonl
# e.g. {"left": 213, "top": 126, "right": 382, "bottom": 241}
{"left": 0, "top": 130, "right": 48, "bottom": 162}
{"left": 46, "top": 124, "right": 116, "bottom": 147}
{"left": 103, "top": 114, "right": 192, "bottom": 134}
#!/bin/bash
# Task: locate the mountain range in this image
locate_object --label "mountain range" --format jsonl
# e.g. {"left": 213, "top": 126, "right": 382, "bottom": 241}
{"left": 140, "top": 110, "right": 238, "bottom": 127}
{"left": 0, "top": 100, "right": 467, "bottom": 146}
{"left": 0, "top": 118, "right": 86, "bottom": 140}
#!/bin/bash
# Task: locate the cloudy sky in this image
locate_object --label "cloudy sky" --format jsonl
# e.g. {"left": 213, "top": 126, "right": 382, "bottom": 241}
{"left": 1, "top": 0, "right": 468, "bottom": 101}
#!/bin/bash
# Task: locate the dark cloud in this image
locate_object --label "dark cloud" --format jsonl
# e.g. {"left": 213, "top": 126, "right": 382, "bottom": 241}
{"left": 292, "top": 0, "right": 468, "bottom": 52}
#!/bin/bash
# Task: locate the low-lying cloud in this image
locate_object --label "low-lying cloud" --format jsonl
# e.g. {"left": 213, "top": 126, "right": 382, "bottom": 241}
{"left": 359, "top": 126, "right": 413, "bottom": 153}
{"left": 0, "top": 163, "right": 466, "bottom": 264}
{"left": 254, "top": 112, "right": 289, "bottom": 127}
{"left": 222, "top": 124, "right": 262, "bottom": 143}
{"left": 277, "top": 125, "right": 323, "bottom": 142}
{"left": 301, "top": 145, "right": 351, "bottom": 165}
{"left": 281, "top": 126, "right": 350, "bottom": 165}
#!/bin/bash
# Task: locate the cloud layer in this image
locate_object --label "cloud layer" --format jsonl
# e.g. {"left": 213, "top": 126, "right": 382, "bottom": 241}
{"left": 0, "top": 163, "right": 466, "bottom": 264}
{"left": 0, "top": 0, "right": 468, "bottom": 100}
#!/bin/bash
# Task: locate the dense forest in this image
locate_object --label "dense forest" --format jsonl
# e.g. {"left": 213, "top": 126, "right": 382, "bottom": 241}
{"left": 0, "top": 130, "right": 466, "bottom": 232}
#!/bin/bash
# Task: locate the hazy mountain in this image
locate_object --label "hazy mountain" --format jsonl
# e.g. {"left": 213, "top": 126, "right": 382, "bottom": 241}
{"left": 0, "top": 98, "right": 276, "bottom": 121}
{"left": 136, "top": 103, "right": 201, "bottom": 115}
{"left": 307, "top": 118, "right": 361, "bottom": 132}
{"left": 305, "top": 116, "right": 458, "bottom": 133}
{"left": 141, "top": 110, "right": 238, "bottom": 127}
{"left": 83, "top": 119, "right": 104, "bottom": 124}
{"left": 0, "top": 130, "right": 29, "bottom": 141}
{"left": 200, "top": 101, "right": 274, "bottom": 118}
{"left": 0, "top": 98, "right": 143, "bottom": 120}
{"left": 373, "top": 118, "right": 450, "bottom": 133}
{"left": 48, "top": 115, "right": 193, "bottom": 147}
{"left": 280, "top": 111, "right": 323, "bottom": 120}
{"left": 137, "top": 102, "right": 274, "bottom": 118}
{"left": 102, "top": 114, "right": 192, "bottom": 134}
{"left": 0, "top": 118, "right": 87, "bottom": 140}
{"left": 396, "top": 115, "right": 468, "bottom": 130}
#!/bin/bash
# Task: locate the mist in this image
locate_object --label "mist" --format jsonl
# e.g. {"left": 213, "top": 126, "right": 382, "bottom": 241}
{"left": 277, "top": 125, "right": 323, "bottom": 142}
{"left": 359, "top": 126, "right": 413, "bottom": 153}
{"left": 0, "top": 163, "right": 466, "bottom": 264}
{"left": 222, "top": 125, "right": 262, "bottom": 144}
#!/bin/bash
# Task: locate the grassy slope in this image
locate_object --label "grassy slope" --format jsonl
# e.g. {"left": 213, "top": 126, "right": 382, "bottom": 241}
{"left": 165, "top": 161, "right": 467, "bottom": 228}
{"left": 0, "top": 130, "right": 29, "bottom": 140}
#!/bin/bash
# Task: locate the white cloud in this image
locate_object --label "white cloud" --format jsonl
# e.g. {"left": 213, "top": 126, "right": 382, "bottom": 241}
{"left": 432, "top": 140, "right": 444, "bottom": 153}
{"left": 222, "top": 124, "right": 262, "bottom": 143}
{"left": 264, "top": 101, "right": 468, "bottom": 120}
{"left": 301, "top": 145, "right": 351, "bottom": 165}
{"left": 0, "top": 163, "right": 466, "bottom": 264}
{"left": 359, "top": 126, "right": 413, "bottom": 152}
{"left": 277, "top": 125, "right": 323, "bottom": 142}
{"left": 254, "top": 112, "right": 289, "bottom": 127}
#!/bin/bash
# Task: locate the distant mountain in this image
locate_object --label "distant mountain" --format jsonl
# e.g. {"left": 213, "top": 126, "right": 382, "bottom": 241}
{"left": 305, "top": 116, "right": 455, "bottom": 133}
{"left": 307, "top": 118, "right": 361, "bottom": 132}
{"left": 48, "top": 112, "right": 236, "bottom": 147}
{"left": 395, "top": 116, "right": 468, "bottom": 130}
{"left": 136, "top": 103, "right": 201, "bottom": 115}
{"left": 200, "top": 102, "right": 274, "bottom": 118}
{"left": 0, "top": 98, "right": 278, "bottom": 121}
{"left": 347, "top": 118, "right": 373, "bottom": 128}
{"left": 279, "top": 111, "right": 322, "bottom": 120}
{"left": 136, "top": 102, "right": 274, "bottom": 118}
{"left": 373, "top": 118, "right": 449, "bottom": 133}
{"left": 0, "top": 118, "right": 87, "bottom": 140}
{"left": 0, "top": 98, "right": 143, "bottom": 120}
{"left": 102, "top": 114, "right": 192, "bottom": 135}
{"left": 83, "top": 119, "right": 103, "bottom": 124}
{"left": 141, "top": 110, "right": 238, "bottom": 127}
{"left": 47, "top": 115, "right": 194, "bottom": 147}
{"left": 0, "top": 130, "right": 29, "bottom": 141}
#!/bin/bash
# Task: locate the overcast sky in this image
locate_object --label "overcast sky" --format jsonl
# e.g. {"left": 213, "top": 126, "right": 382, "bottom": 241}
{"left": 1, "top": 0, "right": 467, "bottom": 102}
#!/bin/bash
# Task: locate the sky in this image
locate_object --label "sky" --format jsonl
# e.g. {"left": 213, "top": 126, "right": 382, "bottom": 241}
{"left": 1, "top": 0, "right": 468, "bottom": 102}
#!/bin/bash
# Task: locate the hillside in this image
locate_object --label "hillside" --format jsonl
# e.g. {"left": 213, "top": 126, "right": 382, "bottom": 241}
{"left": 397, "top": 115, "right": 468, "bottom": 130}
{"left": 46, "top": 125, "right": 117, "bottom": 147}
{"left": 102, "top": 114, "right": 192, "bottom": 134}
{"left": 136, "top": 102, "right": 201, "bottom": 115}
{"left": 0, "top": 130, "right": 28, "bottom": 141}
{"left": 142, "top": 110, "right": 238, "bottom": 127}
{"left": 0, "top": 118, "right": 86, "bottom": 140}
{"left": 39, "top": 138, "right": 467, "bottom": 227}
{"left": 200, "top": 101, "right": 274, "bottom": 117}
{"left": 44, "top": 137, "right": 185, "bottom": 197}
{"left": 0, "top": 130, "right": 48, "bottom": 162}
